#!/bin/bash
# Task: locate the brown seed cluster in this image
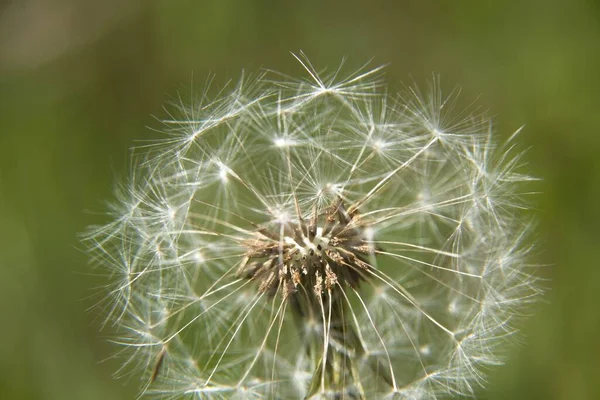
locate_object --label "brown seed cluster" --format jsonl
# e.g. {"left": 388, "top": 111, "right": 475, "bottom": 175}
{"left": 237, "top": 198, "right": 374, "bottom": 300}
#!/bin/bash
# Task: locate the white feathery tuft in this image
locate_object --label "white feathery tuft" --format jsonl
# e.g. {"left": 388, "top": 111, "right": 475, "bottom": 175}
{"left": 82, "top": 54, "right": 540, "bottom": 399}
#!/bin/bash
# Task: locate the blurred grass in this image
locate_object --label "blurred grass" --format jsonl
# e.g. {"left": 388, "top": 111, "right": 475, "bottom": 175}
{"left": 1, "top": 0, "right": 598, "bottom": 399}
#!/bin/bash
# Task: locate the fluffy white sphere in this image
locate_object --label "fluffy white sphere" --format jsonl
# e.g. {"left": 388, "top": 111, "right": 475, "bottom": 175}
{"left": 83, "top": 54, "right": 539, "bottom": 399}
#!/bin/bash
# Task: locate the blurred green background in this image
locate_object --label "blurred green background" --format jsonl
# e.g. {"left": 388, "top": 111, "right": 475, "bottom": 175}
{"left": 1, "top": 0, "right": 598, "bottom": 399}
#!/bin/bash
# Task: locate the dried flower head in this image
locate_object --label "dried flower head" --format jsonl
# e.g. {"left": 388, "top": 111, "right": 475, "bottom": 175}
{"left": 83, "top": 53, "right": 539, "bottom": 399}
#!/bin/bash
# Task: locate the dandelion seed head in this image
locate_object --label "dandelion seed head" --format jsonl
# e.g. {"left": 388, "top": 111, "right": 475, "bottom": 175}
{"left": 82, "top": 54, "right": 540, "bottom": 399}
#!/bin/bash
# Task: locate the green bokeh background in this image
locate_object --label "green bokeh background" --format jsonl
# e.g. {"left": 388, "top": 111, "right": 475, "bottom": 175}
{"left": 1, "top": 1, "right": 598, "bottom": 399}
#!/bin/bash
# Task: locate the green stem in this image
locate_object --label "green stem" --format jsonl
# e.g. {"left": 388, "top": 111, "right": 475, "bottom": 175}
{"left": 291, "top": 290, "right": 366, "bottom": 399}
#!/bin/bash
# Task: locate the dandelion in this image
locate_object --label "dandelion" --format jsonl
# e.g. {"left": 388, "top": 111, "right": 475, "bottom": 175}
{"left": 83, "top": 53, "right": 539, "bottom": 399}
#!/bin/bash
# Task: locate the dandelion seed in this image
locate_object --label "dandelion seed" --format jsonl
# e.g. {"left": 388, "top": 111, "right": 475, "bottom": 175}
{"left": 151, "top": 348, "right": 166, "bottom": 383}
{"left": 83, "top": 54, "right": 540, "bottom": 399}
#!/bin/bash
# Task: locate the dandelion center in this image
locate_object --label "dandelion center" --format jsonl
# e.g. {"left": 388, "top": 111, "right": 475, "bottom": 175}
{"left": 239, "top": 197, "right": 373, "bottom": 300}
